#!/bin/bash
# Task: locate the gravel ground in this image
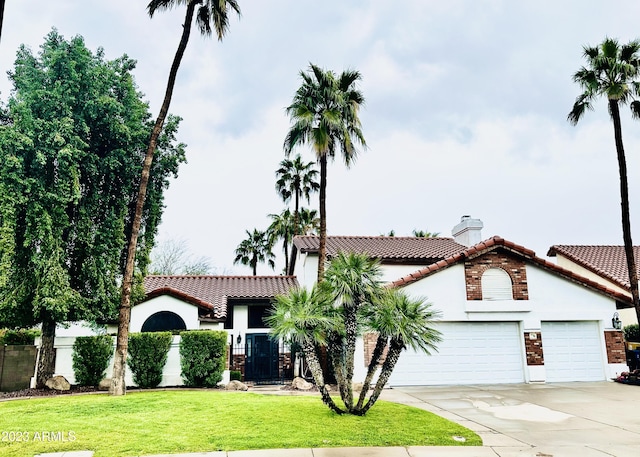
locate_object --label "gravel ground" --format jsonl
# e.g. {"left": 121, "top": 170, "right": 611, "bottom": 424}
{"left": 0, "top": 386, "right": 100, "bottom": 400}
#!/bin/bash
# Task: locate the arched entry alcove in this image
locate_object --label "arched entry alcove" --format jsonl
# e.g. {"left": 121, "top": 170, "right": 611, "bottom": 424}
{"left": 141, "top": 311, "right": 187, "bottom": 332}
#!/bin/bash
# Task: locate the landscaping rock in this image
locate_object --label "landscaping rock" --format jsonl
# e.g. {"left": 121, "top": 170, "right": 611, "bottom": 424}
{"left": 225, "top": 380, "right": 249, "bottom": 391}
{"left": 353, "top": 382, "right": 363, "bottom": 392}
{"left": 45, "top": 375, "right": 71, "bottom": 391}
{"left": 98, "top": 378, "right": 111, "bottom": 391}
{"left": 290, "top": 376, "right": 314, "bottom": 390}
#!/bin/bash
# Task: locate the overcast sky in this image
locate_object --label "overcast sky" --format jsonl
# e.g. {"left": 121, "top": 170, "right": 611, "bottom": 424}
{"left": 3, "top": 1, "right": 640, "bottom": 275}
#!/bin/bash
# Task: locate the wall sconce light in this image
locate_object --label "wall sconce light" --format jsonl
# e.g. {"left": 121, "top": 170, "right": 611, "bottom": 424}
{"left": 612, "top": 312, "right": 622, "bottom": 330}
{"left": 237, "top": 334, "right": 242, "bottom": 345}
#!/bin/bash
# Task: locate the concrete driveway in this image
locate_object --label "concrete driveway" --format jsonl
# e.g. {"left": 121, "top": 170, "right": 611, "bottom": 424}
{"left": 384, "top": 382, "right": 640, "bottom": 456}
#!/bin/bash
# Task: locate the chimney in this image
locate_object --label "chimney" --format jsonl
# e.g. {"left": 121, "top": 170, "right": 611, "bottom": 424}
{"left": 452, "top": 215, "right": 483, "bottom": 247}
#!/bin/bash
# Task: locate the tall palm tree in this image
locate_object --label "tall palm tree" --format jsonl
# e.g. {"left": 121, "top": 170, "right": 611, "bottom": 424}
{"left": 265, "top": 285, "right": 344, "bottom": 414}
{"left": 234, "top": 229, "right": 275, "bottom": 276}
{"left": 111, "top": 0, "right": 241, "bottom": 396}
{"left": 268, "top": 209, "right": 295, "bottom": 274}
{"left": 357, "top": 289, "right": 441, "bottom": 415}
{"left": 284, "top": 64, "right": 366, "bottom": 282}
{"left": 568, "top": 37, "right": 640, "bottom": 324}
{"left": 0, "top": 0, "right": 5, "bottom": 43}
{"left": 297, "top": 207, "right": 320, "bottom": 236}
{"left": 275, "top": 155, "right": 319, "bottom": 236}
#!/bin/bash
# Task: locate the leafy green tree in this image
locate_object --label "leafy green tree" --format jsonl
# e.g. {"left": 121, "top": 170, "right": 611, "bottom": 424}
{"left": 0, "top": 30, "right": 185, "bottom": 387}
{"left": 275, "top": 154, "right": 319, "bottom": 235}
{"left": 568, "top": 37, "right": 640, "bottom": 324}
{"left": 234, "top": 229, "right": 275, "bottom": 275}
{"left": 284, "top": 64, "right": 366, "bottom": 282}
{"left": 268, "top": 252, "right": 441, "bottom": 415}
{"left": 112, "top": 0, "right": 241, "bottom": 396}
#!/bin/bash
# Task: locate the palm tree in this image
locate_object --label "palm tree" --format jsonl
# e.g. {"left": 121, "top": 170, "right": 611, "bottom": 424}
{"left": 321, "top": 252, "right": 384, "bottom": 411}
{"left": 412, "top": 229, "right": 440, "bottom": 238}
{"left": 297, "top": 207, "right": 320, "bottom": 236}
{"left": 111, "top": 0, "right": 241, "bottom": 396}
{"left": 275, "top": 155, "right": 320, "bottom": 236}
{"left": 265, "top": 285, "right": 344, "bottom": 414}
{"left": 268, "top": 209, "right": 295, "bottom": 274}
{"left": 234, "top": 229, "right": 275, "bottom": 276}
{"left": 284, "top": 64, "right": 366, "bottom": 282}
{"left": 357, "top": 289, "right": 441, "bottom": 415}
{"left": 568, "top": 37, "right": 640, "bottom": 324}
{"left": 0, "top": 0, "right": 5, "bottom": 43}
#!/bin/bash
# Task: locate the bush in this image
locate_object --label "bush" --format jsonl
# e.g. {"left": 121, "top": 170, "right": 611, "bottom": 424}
{"left": 72, "top": 335, "right": 113, "bottom": 386}
{"left": 0, "top": 328, "right": 40, "bottom": 345}
{"left": 128, "top": 332, "right": 173, "bottom": 388}
{"left": 624, "top": 324, "right": 640, "bottom": 342}
{"left": 230, "top": 370, "right": 242, "bottom": 381}
{"left": 179, "top": 330, "right": 227, "bottom": 387}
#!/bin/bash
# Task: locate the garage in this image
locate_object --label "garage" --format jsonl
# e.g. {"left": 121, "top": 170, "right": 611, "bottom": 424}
{"left": 388, "top": 321, "right": 525, "bottom": 386}
{"left": 541, "top": 321, "right": 606, "bottom": 382}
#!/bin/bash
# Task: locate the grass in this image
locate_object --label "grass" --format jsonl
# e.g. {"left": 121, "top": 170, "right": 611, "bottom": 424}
{"left": 0, "top": 390, "right": 481, "bottom": 456}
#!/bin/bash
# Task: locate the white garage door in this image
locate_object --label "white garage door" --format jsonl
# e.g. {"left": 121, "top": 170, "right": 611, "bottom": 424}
{"left": 541, "top": 321, "right": 605, "bottom": 382}
{"left": 388, "top": 322, "right": 525, "bottom": 386}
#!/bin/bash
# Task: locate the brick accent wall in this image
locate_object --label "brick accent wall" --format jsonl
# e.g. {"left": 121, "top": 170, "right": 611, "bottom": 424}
{"left": 524, "top": 331, "right": 544, "bottom": 366}
{"left": 363, "top": 333, "right": 388, "bottom": 367}
{"left": 604, "top": 330, "right": 626, "bottom": 364}
{"left": 465, "top": 251, "right": 528, "bottom": 300}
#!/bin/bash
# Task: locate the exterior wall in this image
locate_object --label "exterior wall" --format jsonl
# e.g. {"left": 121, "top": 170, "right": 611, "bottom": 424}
{"left": 604, "top": 330, "right": 626, "bottom": 364}
{"left": 465, "top": 252, "right": 528, "bottom": 300}
{"left": 0, "top": 345, "right": 37, "bottom": 392}
{"left": 130, "top": 296, "right": 201, "bottom": 332}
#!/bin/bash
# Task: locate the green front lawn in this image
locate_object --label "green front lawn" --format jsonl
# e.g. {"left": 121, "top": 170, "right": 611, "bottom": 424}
{"left": 0, "top": 390, "right": 481, "bottom": 456}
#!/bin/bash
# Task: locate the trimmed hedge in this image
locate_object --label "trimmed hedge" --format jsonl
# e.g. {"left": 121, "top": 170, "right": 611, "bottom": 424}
{"left": 0, "top": 328, "right": 40, "bottom": 345}
{"left": 179, "top": 330, "right": 227, "bottom": 387}
{"left": 624, "top": 324, "right": 640, "bottom": 342}
{"left": 72, "top": 335, "right": 113, "bottom": 386}
{"left": 128, "top": 332, "right": 173, "bottom": 388}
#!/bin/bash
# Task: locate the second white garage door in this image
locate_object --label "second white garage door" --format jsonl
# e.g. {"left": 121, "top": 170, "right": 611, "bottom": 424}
{"left": 388, "top": 321, "right": 525, "bottom": 386}
{"left": 541, "top": 321, "right": 605, "bottom": 382}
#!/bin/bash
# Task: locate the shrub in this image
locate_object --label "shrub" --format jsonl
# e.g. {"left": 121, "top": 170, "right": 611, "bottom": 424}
{"left": 128, "top": 332, "right": 173, "bottom": 388}
{"left": 72, "top": 335, "right": 113, "bottom": 386}
{"left": 0, "top": 328, "right": 40, "bottom": 345}
{"left": 624, "top": 324, "right": 640, "bottom": 342}
{"left": 179, "top": 330, "right": 227, "bottom": 387}
{"left": 230, "top": 370, "right": 242, "bottom": 381}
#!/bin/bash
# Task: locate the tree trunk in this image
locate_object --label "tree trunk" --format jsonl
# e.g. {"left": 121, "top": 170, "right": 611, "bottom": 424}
{"left": 110, "top": 2, "right": 197, "bottom": 396}
{"left": 360, "top": 338, "right": 403, "bottom": 415}
{"left": 609, "top": 99, "right": 640, "bottom": 324}
{"left": 36, "top": 317, "right": 56, "bottom": 388}
{"left": 317, "top": 153, "right": 328, "bottom": 282}
{"left": 356, "top": 333, "right": 387, "bottom": 410}
{"left": 341, "top": 302, "right": 360, "bottom": 410}
{"left": 302, "top": 340, "right": 344, "bottom": 414}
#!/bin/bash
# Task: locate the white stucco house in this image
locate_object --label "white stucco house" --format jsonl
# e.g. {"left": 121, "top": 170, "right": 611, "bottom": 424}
{"left": 290, "top": 216, "right": 632, "bottom": 385}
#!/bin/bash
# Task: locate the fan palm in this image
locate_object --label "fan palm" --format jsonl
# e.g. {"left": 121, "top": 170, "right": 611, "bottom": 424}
{"left": 284, "top": 64, "right": 366, "bottom": 282}
{"left": 234, "top": 229, "right": 275, "bottom": 276}
{"left": 275, "top": 155, "right": 319, "bottom": 236}
{"left": 268, "top": 209, "right": 295, "bottom": 274}
{"left": 568, "top": 37, "right": 640, "bottom": 324}
{"left": 321, "top": 252, "right": 384, "bottom": 410}
{"left": 265, "top": 285, "right": 344, "bottom": 413}
{"left": 356, "top": 289, "right": 441, "bottom": 415}
{"left": 297, "top": 207, "right": 320, "bottom": 236}
{"left": 112, "top": 0, "right": 241, "bottom": 396}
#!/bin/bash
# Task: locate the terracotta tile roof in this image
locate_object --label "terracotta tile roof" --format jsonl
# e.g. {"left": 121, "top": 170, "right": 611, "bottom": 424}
{"left": 292, "top": 235, "right": 468, "bottom": 263}
{"left": 143, "top": 275, "right": 299, "bottom": 320}
{"left": 390, "top": 236, "right": 633, "bottom": 307}
{"left": 547, "top": 245, "right": 640, "bottom": 290}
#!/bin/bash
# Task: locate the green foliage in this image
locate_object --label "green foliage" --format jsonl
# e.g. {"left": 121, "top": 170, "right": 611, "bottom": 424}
{"left": 128, "top": 332, "right": 173, "bottom": 388}
{"left": 0, "top": 29, "right": 186, "bottom": 330}
{"left": 72, "top": 335, "right": 113, "bottom": 386}
{"left": 624, "top": 324, "right": 640, "bottom": 342}
{"left": 0, "top": 328, "right": 40, "bottom": 345}
{"left": 179, "top": 330, "right": 227, "bottom": 387}
{"left": 230, "top": 370, "right": 242, "bottom": 381}
{"left": 234, "top": 229, "right": 275, "bottom": 275}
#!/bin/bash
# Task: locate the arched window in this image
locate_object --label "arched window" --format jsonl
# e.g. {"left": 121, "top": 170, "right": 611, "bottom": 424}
{"left": 141, "top": 311, "right": 187, "bottom": 332}
{"left": 481, "top": 268, "right": 513, "bottom": 300}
